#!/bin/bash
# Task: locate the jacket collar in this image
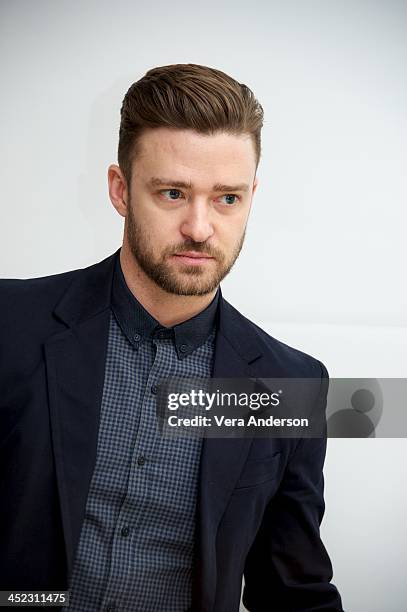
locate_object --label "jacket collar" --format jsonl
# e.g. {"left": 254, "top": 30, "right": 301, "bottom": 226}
{"left": 53, "top": 247, "right": 263, "bottom": 366}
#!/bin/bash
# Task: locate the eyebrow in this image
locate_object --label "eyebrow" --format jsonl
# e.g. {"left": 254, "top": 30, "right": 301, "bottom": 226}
{"left": 148, "top": 177, "right": 250, "bottom": 192}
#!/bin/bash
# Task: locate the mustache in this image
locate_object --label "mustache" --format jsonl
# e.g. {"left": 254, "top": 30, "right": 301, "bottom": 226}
{"left": 171, "top": 243, "right": 218, "bottom": 257}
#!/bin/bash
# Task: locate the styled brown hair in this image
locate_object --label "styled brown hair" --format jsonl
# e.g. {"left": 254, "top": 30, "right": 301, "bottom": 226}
{"left": 118, "top": 63, "right": 264, "bottom": 186}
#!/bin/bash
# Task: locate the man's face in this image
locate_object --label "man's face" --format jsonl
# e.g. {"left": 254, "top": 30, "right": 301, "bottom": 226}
{"left": 124, "top": 127, "right": 258, "bottom": 296}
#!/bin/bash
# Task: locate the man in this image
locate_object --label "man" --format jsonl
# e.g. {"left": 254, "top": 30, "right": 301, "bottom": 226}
{"left": 0, "top": 64, "right": 344, "bottom": 611}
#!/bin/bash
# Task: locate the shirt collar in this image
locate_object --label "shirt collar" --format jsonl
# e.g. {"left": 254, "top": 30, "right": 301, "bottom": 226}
{"left": 111, "top": 250, "right": 219, "bottom": 359}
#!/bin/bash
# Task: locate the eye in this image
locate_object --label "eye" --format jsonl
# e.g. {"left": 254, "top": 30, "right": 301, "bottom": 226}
{"left": 220, "top": 194, "right": 240, "bottom": 206}
{"left": 160, "top": 189, "right": 184, "bottom": 200}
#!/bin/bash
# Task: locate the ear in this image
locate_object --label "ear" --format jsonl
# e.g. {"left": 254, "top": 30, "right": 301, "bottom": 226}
{"left": 108, "top": 164, "right": 129, "bottom": 218}
{"left": 249, "top": 176, "right": 259, "bottom": 212}
{"left": 252, "top": 175, "right": 259, "bottom": 195}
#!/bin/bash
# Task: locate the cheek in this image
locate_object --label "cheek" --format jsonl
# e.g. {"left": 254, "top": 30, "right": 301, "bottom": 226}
{"left": 219, "top": 218, "right": 246, "bottom": 243}
{"left": 148, "top": 215, "right": 183, "bottom": 247}
{"left": 137, "top": 205, "right": 166, "bottom": 234}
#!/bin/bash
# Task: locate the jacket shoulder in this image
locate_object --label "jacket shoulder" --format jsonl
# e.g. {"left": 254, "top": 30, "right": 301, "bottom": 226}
{"left": 227, "top": 301, "right": 328, "bottom": 378}
{"left": 0, "top": 265, "right": 84, "bottom": 320}
{"left": 0, "top": 251, "right": 115, "bottom": 306}
{"left": 0, "top": 253, "right": 114, "bottom": 333}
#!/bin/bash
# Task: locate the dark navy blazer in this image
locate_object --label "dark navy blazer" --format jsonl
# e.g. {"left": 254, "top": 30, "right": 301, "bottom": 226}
{"left": 0, "top": 250, "right": 344, "bottom": 611}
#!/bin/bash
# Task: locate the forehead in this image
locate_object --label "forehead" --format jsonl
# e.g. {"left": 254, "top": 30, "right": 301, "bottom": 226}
{"left": 133, "top": 127, "right": 256, "bottom": 184}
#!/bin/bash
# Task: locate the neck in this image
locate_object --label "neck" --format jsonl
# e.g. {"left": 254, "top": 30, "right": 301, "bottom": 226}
{"left": 119, "top": 244, "right": 218, "bottom": 328}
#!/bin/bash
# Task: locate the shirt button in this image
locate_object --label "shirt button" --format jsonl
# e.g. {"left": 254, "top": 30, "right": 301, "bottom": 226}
{"left": 134, "top": 333, "right": 141, "bottom": 342}
{"left": 106, "top": 606, "right": 115, "bottom": 612}
{"left": 151, "top": 383, "right": 158, "bottom": 394}
{"left": 137, "top": 455, "right": 146, "bottom": 466}
{"left": 121, "top": 525, "right": 130, "bottom": 537}
{"left": 180, "top": 343, "right": 188, "bottom": 353}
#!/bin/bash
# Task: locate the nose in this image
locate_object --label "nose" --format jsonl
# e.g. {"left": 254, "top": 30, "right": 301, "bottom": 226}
{"left": 180, "top": 199, "right": 214, "bottom": 243}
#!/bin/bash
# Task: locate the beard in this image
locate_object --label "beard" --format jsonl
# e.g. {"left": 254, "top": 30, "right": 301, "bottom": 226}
{"left": 126, "top": 202, "right": 247, "bottom": 296}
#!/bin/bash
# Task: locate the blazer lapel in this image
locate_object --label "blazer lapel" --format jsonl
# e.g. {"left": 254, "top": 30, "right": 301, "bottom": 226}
{"left": 192, "top": 292, "right": 266, "bottom": 611}
{"left": 44, "top": 251, "right": 117, "bottom": 578}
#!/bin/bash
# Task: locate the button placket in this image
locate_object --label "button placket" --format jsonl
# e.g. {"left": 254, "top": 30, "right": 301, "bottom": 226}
{"left": 103, "top": 337, "right": 180, "bottom": 610}
{"left": 99, "top": 341, "right": 156, "bottom": 611}
{"left": 125, "top": 339, "right": 171, "bottom": 532}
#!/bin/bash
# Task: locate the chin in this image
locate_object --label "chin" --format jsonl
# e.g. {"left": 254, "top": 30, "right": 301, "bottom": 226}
{"left": 168, "top": 278, "right": 218, "bottom": 297}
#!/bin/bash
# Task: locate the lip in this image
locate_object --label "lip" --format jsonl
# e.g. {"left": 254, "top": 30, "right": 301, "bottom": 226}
{"left": 176, "top": 251, "right": 213, "bottom": 258}
{"left": 172, "top": 252, "right": 214, "bottom": 264}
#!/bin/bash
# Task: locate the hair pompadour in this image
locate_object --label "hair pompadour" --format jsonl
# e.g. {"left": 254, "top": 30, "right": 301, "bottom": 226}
{"left": 118, "top": 63, "right": 264, "bottom": 185}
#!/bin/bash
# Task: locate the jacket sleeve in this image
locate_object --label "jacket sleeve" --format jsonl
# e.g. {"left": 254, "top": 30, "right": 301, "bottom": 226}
{"left": 242, "top": 361, "right": 344, "bottom": 612}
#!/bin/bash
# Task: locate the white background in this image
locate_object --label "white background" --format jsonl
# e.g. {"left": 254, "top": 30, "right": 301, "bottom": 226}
{"left": 1, "top": 1, "right": 406, "bottom": 610}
